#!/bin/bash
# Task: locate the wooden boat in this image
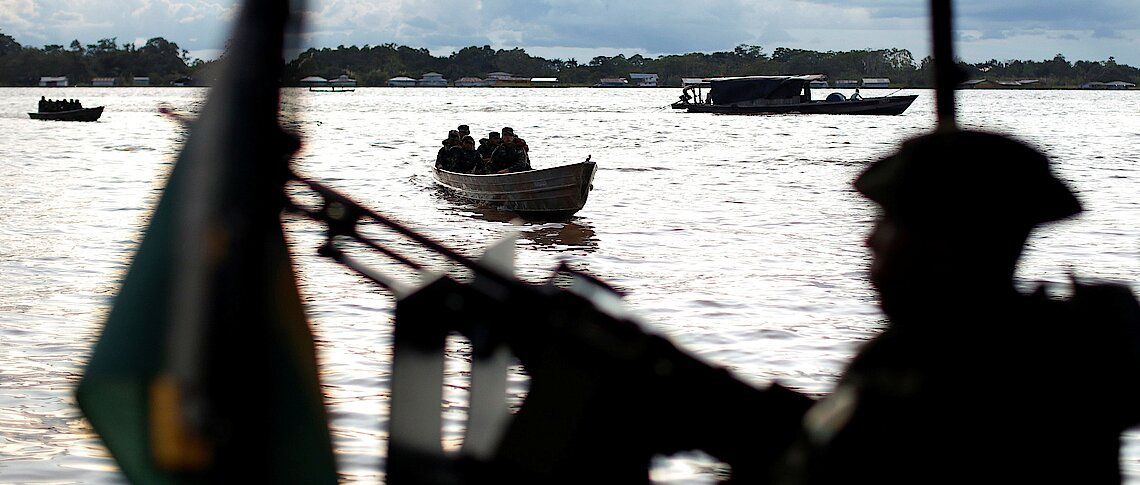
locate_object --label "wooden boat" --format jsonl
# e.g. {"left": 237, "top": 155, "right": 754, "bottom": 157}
{"left": 433, "top": 161, "right": 597, "bottom": 219}
{"left": 671, "top": 75, "right": 916, "bottom": 115}
{"left": 28, "top": 106, "right": 104, "bottom": 121}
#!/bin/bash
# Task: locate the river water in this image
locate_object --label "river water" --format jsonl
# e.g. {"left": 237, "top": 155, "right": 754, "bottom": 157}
{"left": 1, "top": 87, "right": 1138, "bottom": 483}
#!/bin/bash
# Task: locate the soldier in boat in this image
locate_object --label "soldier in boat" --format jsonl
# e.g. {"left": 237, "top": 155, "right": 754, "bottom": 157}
{"left": 38, "top": 96, "right": 47, "bottom": 113}
{"left": 754, "top": 130, "right": 1139, "bottom": 483}
{"left": 451, "top": 136, "right": 480, "bottom": 173}
{"left": 477, "top": 131, "right": 500, "bottom": 163}
{"left": 457, "top": 124, "right": 471, "bottom": 139}
{"left": 435, "top": 130, "right": 461, "bottom": 171}
{"left": 500, "top": 131, "right": 1140, "bottom": 484}
{"left": 486, "top": 127, "right": 531, "bottom": 174}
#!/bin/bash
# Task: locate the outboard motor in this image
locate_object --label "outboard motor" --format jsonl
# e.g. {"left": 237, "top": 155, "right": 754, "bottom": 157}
{"left": 826, "top": 92, "right": 847, "bottom": 102}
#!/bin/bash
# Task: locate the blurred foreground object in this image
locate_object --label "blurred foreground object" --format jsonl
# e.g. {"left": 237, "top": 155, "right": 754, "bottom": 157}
{"left": 76, "top": 0, "right": 336, "bottom": 482}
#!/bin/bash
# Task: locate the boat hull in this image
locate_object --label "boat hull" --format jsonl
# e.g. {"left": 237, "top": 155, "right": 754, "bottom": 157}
{"left": 433, "top": 162, "right": 597, "bottom": 219}
{"left": 680, "top": 95, "right": 917, "bottom": 115}
{"left": 28, "top": 106, "right": 104, "bottom": 121}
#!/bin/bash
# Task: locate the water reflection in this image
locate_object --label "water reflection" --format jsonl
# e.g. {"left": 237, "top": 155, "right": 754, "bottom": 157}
{"left": 520, "top": 220, "right": 598, "bottom": 252}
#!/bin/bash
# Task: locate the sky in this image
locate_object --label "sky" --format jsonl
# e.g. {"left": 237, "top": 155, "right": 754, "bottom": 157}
{"left": 1, "top": 0, "right": 1138, "bottom": 66}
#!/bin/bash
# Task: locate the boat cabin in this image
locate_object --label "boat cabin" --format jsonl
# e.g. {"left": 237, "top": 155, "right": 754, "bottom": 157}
{"left": 705, "top": 75, "right": 825, "bottom": 107}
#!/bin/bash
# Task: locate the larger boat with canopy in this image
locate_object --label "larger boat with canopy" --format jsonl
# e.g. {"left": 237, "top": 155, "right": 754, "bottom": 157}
{"left": 672, "top": 75, "right": 917, "bottom": 115}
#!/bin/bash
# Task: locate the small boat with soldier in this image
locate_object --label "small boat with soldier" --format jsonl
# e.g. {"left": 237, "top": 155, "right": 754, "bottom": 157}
{"left": 29, "top": 106, "right": 105, "bottom": 122}
{"left": 672, "top": 75, "right": 917, "bottom": 115}
{"left": 433, "top": 160, "right": 597, "bottom": 220}
{"left": 29, "top": 97, "right": 104, "bottom": 121}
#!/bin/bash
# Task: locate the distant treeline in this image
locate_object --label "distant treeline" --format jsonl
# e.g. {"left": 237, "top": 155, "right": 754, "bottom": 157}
{"left": 0, "top": 30, "right": 214, "bottom": 86}
{"left": 285, "top": 44, "right": 1140, "bottom": 88}
{"left": 2, "top": 28, "right": 1137, "bottom": 88}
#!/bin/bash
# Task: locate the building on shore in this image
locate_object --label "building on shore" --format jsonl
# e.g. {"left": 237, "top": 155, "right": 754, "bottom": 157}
{"left": 92, "top": 77, "right": 117, "bottom": 87}
{"left": 531, "top": 77, "right": 559, "bottom": 87}
{"left": 39, "top": 76, "right": 68, "bottom": 87}
{"left": 133, "top": 76, "right": 150, "bottom": 86}
{"left": 171, "top": 77, "right": 194, "bottom": 87}
{"left": 834, "top": 79, "right": 859, "bottom": 88}
{"left": 629, "top": 73, "right": 659, "bottom": 87}
{"left": 861, "top": 78, "right": 890, "bottom": 88}
{"left": 595, "top": 77, "right": 629, "bottom": 87}
{"left": 1082, "top": 80, "right": 1136, "bottom": 89}
{"left": 418, "top": 72, "right": 448, "bottom": 87}
{"left": 486, "top": 74, "right": 532, "bottom": 87}
{"left": 454, "top": 77, "right": 486, "bottom": 87}
{"left": 387, "top": 76, "right": 417, "bottom": 87}
{"left": 993, "top": 79, "right": 1039, "bottom": 87}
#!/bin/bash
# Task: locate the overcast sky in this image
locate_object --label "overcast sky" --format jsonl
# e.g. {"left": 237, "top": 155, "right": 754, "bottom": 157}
{"left": 2, "top": 0, "right": 1138, "bottom": 66}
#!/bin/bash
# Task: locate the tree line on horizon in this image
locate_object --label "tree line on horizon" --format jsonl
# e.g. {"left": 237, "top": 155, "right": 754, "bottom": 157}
{"left": 1, "top": 29, "right": 1137, "bottom": 88}
{"left": 0, "top": 30, "right": 210, "bottom": 87}
{"left": 284, "top": 44, "right": 1140, "bottom": 88}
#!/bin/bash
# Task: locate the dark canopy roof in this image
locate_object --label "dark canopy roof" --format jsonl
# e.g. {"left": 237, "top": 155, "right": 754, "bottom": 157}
{"left": 708, "top": 75, "right": 824, "bottom": 104}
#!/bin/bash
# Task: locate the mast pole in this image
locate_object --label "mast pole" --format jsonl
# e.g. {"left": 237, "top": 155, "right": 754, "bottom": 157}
{"left": 931, "top": 0, "right": 964, "bottom": 130}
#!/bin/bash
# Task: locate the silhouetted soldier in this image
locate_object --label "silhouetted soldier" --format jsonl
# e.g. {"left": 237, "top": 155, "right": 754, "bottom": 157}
{"left": 774, "top": 130, "right": 1140, "bottom": 483}
{"left": 38, "top": 96, "right": 47, "bottom": 113}
{"left": 490, "top": 130, "right": 1140, "bottom": 484}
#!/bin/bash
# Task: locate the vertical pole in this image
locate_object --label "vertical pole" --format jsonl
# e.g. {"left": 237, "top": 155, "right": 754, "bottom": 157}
{"left": 931, "top": 0, "right": 963, "bottom": 130}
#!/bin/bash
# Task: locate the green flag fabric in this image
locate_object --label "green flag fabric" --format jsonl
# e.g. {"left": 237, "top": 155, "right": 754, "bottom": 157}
{"left": 76, "top": 0, "right": 337, "bottom": 482}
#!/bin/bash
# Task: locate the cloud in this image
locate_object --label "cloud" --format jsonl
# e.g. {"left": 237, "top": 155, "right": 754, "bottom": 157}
{"left": 0, "top": 0, "right": 1137, "bottom": 65}
{"left": 0, "top": 0, "right": 236, "bottom": 51}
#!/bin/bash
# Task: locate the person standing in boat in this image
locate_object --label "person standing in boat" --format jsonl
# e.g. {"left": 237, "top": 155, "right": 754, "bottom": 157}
{"left": 38, "top": 96, "right": 47, "bottom": 113}
{"left": 487, "top": 127, "right": 531, "bottom": 173}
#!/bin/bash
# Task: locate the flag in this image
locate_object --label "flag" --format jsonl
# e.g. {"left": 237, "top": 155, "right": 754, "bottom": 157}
{"left": 76, "top": 0, "right": 337, "bottom": 482}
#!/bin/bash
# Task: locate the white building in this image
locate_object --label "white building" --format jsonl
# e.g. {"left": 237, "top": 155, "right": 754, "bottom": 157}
{"left": 418, "top": 72, "right": 448, "bottom": 87}
{"left": 387, "top": 76, "right": 417, "bottom": 87}
{"left": 861, "top": 78, "right": 890, "bottom": 88}
{"left": 92, "top": 77, "right": 116, "bottom": 87}
{"left": 629, "top": 73, "right": 659, "bottom": 87}
{"left": 39, "top": 76, "right": 68, "bottom": 87}
{"left": 486, "top": 72, "right": 512, "bottom": 80}
{"left": 133, "top": 76, "right": 150, "bottom": 86}
{"left": 1083, "top": 80, "right": 1136, "bottom": 89}
{"left": 531, "top": 77, "right": 559, "bottom": 87}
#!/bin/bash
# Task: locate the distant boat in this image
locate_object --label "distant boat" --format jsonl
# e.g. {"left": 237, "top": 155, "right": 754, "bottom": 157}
{"left": 671, "top": 75, "right": 917, "bottom": 115}
{"left": 28, "top": 106, "right": 104, "bottom": 121}
{"left": 433, "top": 161, "right": 597, "bottom": 220}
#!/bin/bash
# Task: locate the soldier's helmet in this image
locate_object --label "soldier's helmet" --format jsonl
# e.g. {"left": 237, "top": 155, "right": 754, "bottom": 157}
{"left": 855, "top": 130, "right": 1082, "bottom": 231}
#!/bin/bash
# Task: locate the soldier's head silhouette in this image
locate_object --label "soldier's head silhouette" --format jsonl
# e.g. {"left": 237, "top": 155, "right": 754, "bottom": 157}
{"left": 854, "top": 130, "right": 1082, "bottom": 318}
